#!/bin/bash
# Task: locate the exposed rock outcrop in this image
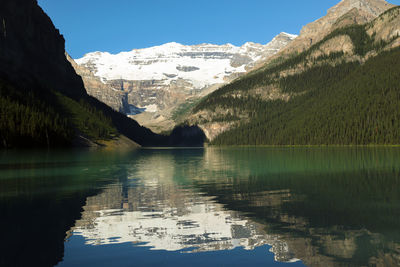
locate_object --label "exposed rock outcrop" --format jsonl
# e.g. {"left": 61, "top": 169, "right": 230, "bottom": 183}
{"left": 0, "top": 0, "right": 86, "bottom": 99}
{"left": 66, "top": 54, "right": 129, "bottom": 113}
{"left": 72, "top": 33, "right": 297, "bottom": 132}
{"left": 281, "top": 0, "right": 394, "bottom": 54}
{"left": 310, "top": 35, "right": 354, "bottom": 58}
{"left": 367, "top": 6, "right": 400, "bottom": 41}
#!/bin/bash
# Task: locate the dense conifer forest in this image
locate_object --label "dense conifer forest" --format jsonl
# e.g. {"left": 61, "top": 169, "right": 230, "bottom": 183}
{"left": 211, "top": 47, "right": 400, "bottom": 145}
{"left": 191, "top": 8, "right": 400, "bottom": 146}
{"left": 0, "top": 78, "right": 118, "bottom": 148}
{"left": 0, "top": 78, "right": 207, "bottom": 148}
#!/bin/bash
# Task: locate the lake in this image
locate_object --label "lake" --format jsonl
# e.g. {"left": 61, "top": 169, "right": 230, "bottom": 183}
{"left": 1, "top": 147, "right": 400, "bottom": 267}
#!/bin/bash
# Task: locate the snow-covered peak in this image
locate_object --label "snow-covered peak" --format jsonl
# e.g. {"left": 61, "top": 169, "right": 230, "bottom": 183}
{"left": 75, "top": 33, "right": 296, "bottom": 90}
{"left": 280, "top": 32, "right": 299, "bottom": 39}
{"left": 269, "top": 32, "right": 298, "bottom": 43}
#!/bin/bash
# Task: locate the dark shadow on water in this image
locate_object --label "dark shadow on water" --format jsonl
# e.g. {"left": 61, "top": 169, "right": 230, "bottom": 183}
{"left": 0, "top": 150, "right": 135, "bottom": 267}
{"left": 168, "top": 125, "right": 207, "bottom": 147}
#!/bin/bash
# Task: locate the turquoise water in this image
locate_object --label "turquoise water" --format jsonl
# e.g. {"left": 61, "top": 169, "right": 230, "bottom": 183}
{"left": 1, "top": 147, "right": 400, "bottom": 267}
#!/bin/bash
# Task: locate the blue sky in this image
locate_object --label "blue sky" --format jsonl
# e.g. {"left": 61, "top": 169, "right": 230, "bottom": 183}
{"left": 37, "top": 0, "right": 400, "bottom": 59}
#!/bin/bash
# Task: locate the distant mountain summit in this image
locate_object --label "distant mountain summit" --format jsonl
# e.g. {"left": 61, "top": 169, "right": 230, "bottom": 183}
{"left": 277, "top": 0, "right": 394, "bottom": 55}
{"left": 72, "top": 33, "right": 296, "bottom": 132}
{"left": 76, "top": 33, "right": 296, "bottom": 91}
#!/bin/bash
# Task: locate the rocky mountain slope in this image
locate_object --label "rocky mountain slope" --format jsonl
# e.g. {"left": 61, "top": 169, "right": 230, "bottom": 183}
{"left": 0, "top": 0, "right": 168, "bottom": 148}
{"left": 72, "top": 33, "right": 297, "bottom": 132}
{"left": 264, "top": 0, "right": 395, "bottom": 62}
{"left": 0, "top": 0, "right": 85, "bottom": 100}
{"left": 187, "top": 0, "right": 399, "bottom": 143}
{"left": 67, "top": 53, "right": 128, "bottom": 113}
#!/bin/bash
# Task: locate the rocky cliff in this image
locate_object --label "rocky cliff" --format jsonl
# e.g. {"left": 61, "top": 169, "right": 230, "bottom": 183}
{"left": 277, "top": 0, "right": 394, "bottom": 55}
{"left": 0, "top": 0, "right": 169, "bottom": 148}
{"left": 0, "top": 0, "right": 86, "bottom": 99}
{"left": 249, "top": 0, "right": 394, "bottom": 71}
{"left": 72, "top": 33, "right": 297, "bottom": 132}
{"left": 66, "top": 54, "right": 129, "bottom": 112}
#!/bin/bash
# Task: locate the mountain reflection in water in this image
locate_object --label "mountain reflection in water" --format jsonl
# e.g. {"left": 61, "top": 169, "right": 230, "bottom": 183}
{"left": 1, "top": 147, "right": 400, "bottom": 267}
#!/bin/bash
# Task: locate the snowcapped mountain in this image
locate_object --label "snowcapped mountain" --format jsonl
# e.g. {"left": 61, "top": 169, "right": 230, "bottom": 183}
{"left": 76, "top": 32, "right": 297, "bottom": 90}
{"left": 72, "top": 32, "right": 297, "bottom": 132}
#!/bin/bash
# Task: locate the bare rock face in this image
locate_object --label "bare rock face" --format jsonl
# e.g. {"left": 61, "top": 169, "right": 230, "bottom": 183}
{"left": 310, "top": 35, "right": 354, "bottom": 58}
{"left": 367, "top": 6, "right": 400, "bottom": 42}
{"left": 72, "top": 33, "right": 296, "bottom": 132}
{"left": 245, "top": 32, "right": 299, "bottom": 69}
{"left": 331, "top": 7, "right": 372, "bottom": 30}
{"left": 0, "top": 0, "right": 86, "bottom": 100}
{"left": 66, "top": 54, "right": 130, "bottom": 113}
{"left": 278, "top": 0, "right": 394, "bottom": 55}
{"left": 200, "top": 122, "right": 235, "bottom": 142}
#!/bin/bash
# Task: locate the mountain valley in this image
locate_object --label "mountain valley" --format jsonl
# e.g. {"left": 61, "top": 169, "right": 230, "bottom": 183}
{"left": 0, "top": 0, "right": 399, "bottom": 148}
{"left": 71, "top": 33, "right": 297, "bottom": 132}
{"left": 2, "top": 1, "right": 400, "bottom": 267}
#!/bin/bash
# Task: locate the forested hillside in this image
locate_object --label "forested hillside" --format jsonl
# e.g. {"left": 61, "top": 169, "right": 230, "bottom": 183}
{"left": 189, "top": 6, "right": 400, "bottom": 145}
{"left": 0, "top": 0, "right": 171, "bottom": 148}
{"left": 212, "top": 47, "right": 400, "bottom": 145}
{"left": 0, "top": 78, "right": 121, "bottom": 148}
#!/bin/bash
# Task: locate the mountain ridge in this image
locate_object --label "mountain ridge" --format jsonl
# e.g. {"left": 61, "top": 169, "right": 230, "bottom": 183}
{"left": 72, "top": 32, "right": 297, "bottom": 132}
{"left": 187, "top": 2, "right": 400, "bottom": 143}
{"left": 250, "top": 0, "right": 395, "bottom": 71}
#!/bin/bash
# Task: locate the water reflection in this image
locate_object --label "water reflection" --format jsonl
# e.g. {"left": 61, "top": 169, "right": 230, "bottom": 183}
{"left": 1, "top": 148, "right": 400, "bottom": 267}
{"left": 66, "top": 147, "right": 400, "bottom": 266}
{"left": 197, "top": 147, "right": 400, "bottom": 267}
{"left": 0, "top": 150, "right": 133, "bottom": 267}
{"left": 70, "top": 150, "right": 299, "bottom": 262}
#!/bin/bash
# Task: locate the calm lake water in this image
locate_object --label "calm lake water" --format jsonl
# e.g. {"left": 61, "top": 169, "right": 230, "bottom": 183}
{"left": 1, "top": 147, "right": 400, "bottom": 267}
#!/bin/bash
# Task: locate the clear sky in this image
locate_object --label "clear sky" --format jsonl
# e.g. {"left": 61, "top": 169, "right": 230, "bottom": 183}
{"left": 37, "top": 0, "right": 400, "bottom": 59}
